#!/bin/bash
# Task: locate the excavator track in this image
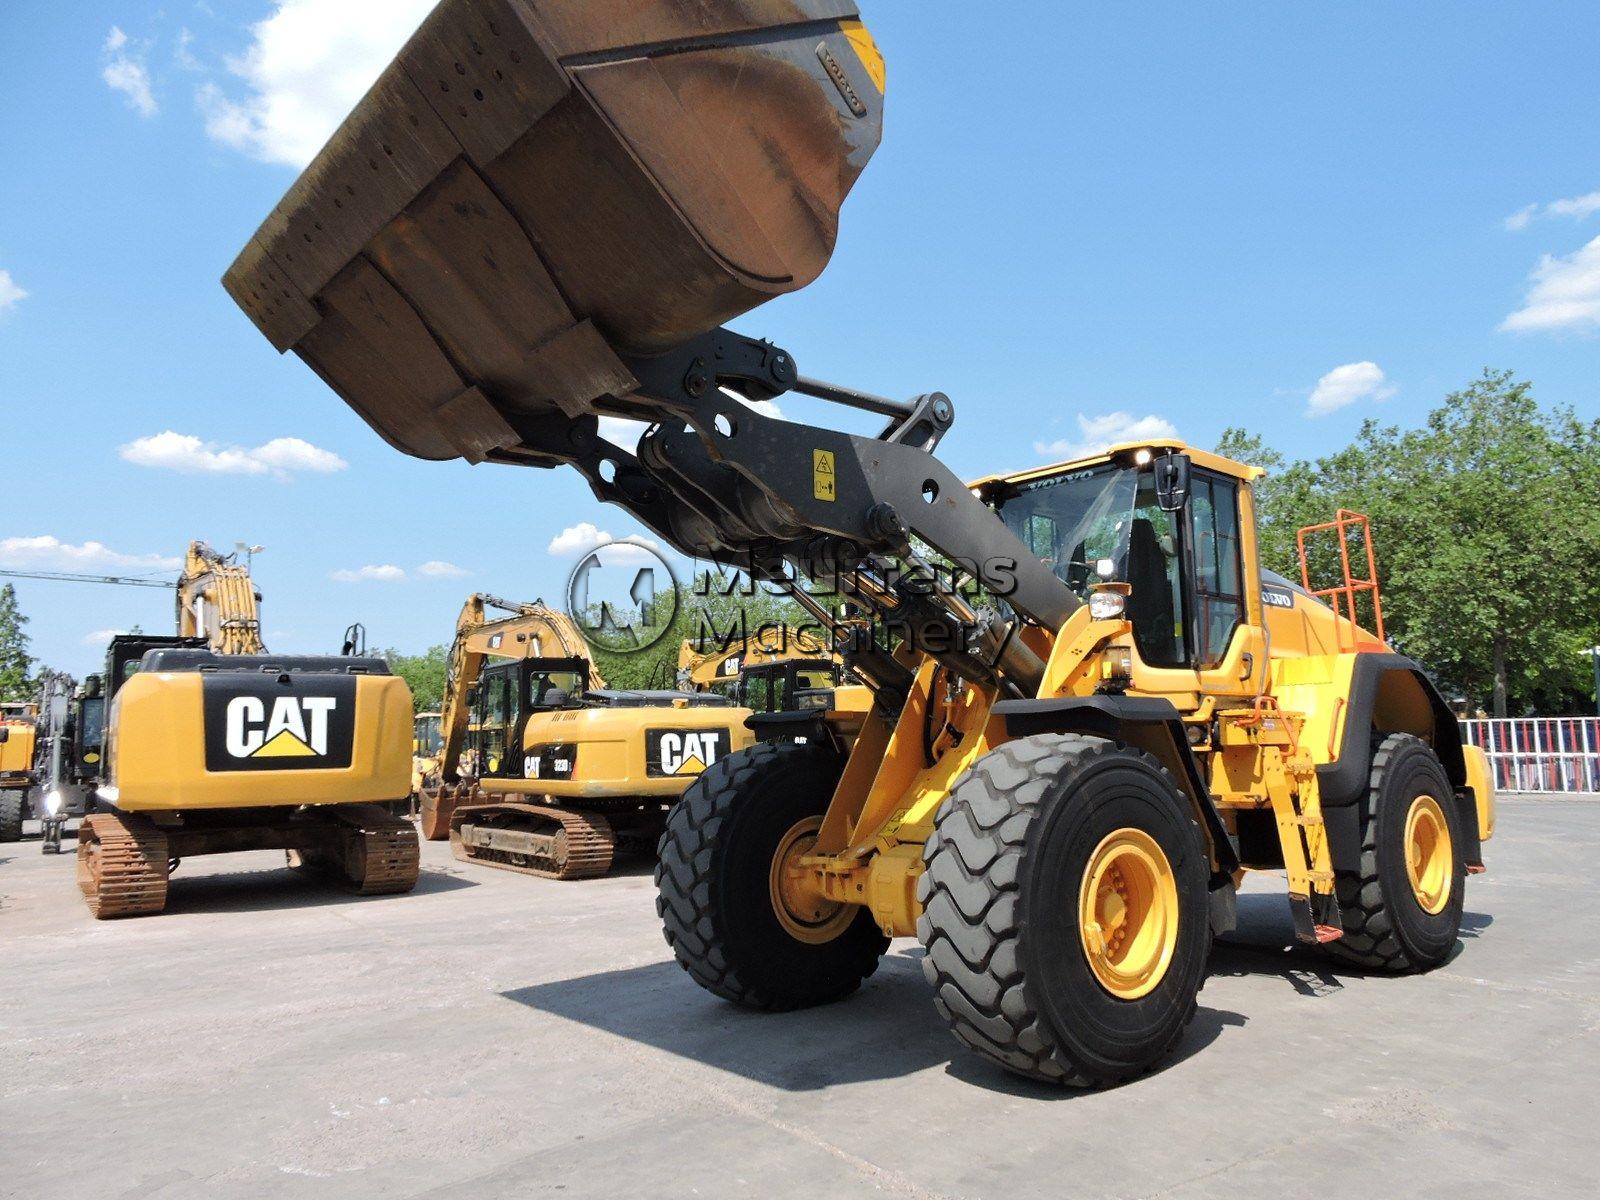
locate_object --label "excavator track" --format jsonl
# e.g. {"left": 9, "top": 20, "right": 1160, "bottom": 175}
{"left": 77, "top": 812, "right": 170, "bottom": 919}
{"left": 450, "top": 801, "right": 614, "bottom": 881}
{"left": 327, "top": 805, "right": 422, "bottom": 895}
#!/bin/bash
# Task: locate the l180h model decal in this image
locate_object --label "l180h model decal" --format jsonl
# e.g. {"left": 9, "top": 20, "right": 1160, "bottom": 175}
{"left": 203, "top": 675, "right": 357, "bottom": 772}
{"left": 646, "top": 729, "right": 731, "bottom": 778}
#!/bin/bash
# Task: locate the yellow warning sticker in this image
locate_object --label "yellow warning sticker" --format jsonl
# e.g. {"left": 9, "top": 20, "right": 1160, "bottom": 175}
{"left": 813, "top": 450, "right": 837, "bottom": 502}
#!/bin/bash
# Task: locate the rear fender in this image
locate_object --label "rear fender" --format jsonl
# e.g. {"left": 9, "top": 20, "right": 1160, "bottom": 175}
{"left": 1317, "top": 653, "right": 1482, "bottom": 870}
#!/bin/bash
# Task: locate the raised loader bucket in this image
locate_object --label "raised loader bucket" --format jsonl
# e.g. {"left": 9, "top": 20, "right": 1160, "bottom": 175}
{"left": 225, "top": 0, "right": 885, "bottom": 463}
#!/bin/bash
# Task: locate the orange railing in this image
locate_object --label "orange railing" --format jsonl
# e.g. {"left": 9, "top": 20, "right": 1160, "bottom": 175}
{"left": 1296, "top": 509, "right": 1386, "bottom": 652}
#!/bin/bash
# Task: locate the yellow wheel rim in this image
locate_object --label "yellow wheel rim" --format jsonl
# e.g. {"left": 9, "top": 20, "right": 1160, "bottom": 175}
{"left": 1078, "top": 828, "right": 1179, "bottom": 1000}
{"left": 769, "top": 816, "right": 854, "bottom": 945}
{"left": 1404, "top": 793, "right": 1453, "bottom": 915}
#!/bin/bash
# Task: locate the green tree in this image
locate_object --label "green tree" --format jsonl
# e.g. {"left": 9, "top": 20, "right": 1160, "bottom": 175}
{"left": 0, "top": 585, "right": 34, "bottom": 701}
{"left": 1219, "top": 370, "right": 1600, "bottom": 716}
{"left": 587, "top": 571, "right": 815, "bottom": 690}
{"left": 381, "top": 644, "right": 450, "bottom": 712}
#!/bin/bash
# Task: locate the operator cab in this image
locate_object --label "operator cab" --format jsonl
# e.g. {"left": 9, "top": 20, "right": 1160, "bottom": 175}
{"left": 734, "top": 659, "right": 842, "bottom": 713}
{"left": 984, "top": 443, "right": 1256, "bottom": 675}
{"left": 469, "top": 657, "right": 590, "bottom": 781}
{"left": 413, "top": 712, "right": 443, "bottom": 758}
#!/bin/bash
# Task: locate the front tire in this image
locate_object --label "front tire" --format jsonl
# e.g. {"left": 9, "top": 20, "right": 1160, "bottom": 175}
{"left": 918, "top": 733, "right": 1212, "bottom": 1086}
{"left": 655, "top": 741, "right": 888, "bottom": 1010}
{"left": 1324, "top": 733, "right": 1465, "bottom": 972}
{"left": 0, "top": 791, "right": 24, "bottom": 842}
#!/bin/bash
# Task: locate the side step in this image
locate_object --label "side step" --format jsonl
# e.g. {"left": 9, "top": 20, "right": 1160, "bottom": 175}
{"left": 450, "top": 801, "right": 614, "bottom": 880}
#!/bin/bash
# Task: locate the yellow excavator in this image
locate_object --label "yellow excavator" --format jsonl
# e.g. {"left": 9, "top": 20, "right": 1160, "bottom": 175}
{"left": 420, "top": 594, "right": 752, "bottom": 878}
{"left": 75, "top": 542, "right": 418, "bottom": 917}
{"left": 676, "top": 624, "right": 838, "bottom": 705}
{"left": 230, "top": 0, "right": 1493, "bottom": 1085}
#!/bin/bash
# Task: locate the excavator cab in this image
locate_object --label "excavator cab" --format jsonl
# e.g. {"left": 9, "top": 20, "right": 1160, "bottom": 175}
{"left": 736, "top": 659, "right": 842, "bottom": 714}
{"left": 470, "top": 656, "right": 590, "bottom": 782}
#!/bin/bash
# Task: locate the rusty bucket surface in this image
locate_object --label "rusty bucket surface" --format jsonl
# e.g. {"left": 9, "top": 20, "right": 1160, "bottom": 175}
{"left": 225, "top": 0, "right": 885, "bottom": 463}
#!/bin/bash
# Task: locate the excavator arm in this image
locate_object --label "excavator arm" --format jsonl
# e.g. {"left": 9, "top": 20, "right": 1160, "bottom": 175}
{"left": 437, "top": 594, "right": 603, "bottom": 785}
{"left": 176, "top": 541, "right": 265, "bottom": 656}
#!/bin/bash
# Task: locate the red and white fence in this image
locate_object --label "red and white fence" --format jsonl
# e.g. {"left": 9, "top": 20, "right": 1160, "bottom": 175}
{"left": 1460, "top": 717, "right": 1600, "bottom": 794}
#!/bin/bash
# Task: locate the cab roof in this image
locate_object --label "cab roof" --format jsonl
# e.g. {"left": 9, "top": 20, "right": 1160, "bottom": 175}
{"left": 968, "top": 439, "right": 1266, "bottom": 495}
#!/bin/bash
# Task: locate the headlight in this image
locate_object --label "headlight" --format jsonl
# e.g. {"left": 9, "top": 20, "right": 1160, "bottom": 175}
{"left": 1089, "top": 590, "right": 1127, "bottom": 621}
{"left": 42, "top": 788, "right": 64, "bottom": 816}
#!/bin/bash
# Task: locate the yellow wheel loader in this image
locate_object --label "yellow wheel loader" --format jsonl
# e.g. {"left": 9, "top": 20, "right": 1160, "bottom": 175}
{"left": 228, "top": 0, "right": 1493, "bottom": 1084}
{"left": 73, "top": 545, "right": 419, "bottom": 918}
{"left": 420, "top": 595, "right": 754, "bottom": 879}
{"left": 0, "top": 701, "right": 41, "bottom": 842}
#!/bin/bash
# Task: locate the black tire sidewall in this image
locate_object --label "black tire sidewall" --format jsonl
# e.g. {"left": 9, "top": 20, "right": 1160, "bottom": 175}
{"left": 712, "top": 745, "right": 887, "bottom": 1005}
{"left": 1373, "top": 741, "right": 1465, "bottom": 966}
{"left": 1022, "top": 756, "right": 1210, "bottom": 1080}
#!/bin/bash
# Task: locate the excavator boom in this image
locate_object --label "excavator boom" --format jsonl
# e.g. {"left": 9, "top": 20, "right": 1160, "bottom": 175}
{"left": 176, "top": 541, "right": 265, "bottom": 655}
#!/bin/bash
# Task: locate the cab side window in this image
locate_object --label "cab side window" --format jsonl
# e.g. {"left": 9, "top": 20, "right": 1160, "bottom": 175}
{"left": 1190, "top": 473, "right": 1246, "bottom": 667}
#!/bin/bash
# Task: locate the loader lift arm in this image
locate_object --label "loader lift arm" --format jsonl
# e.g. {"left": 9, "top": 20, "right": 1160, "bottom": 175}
{"left": 437, "top": 594, "right": 603, "bottom": 786}
{"left": 487, "top": 327, "right": 1078, "bottom": 708}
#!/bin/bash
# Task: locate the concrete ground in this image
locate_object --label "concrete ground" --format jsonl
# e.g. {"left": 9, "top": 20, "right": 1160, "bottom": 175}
{"left": 1, "top": 796, "right": 1595, "bottom": 1200}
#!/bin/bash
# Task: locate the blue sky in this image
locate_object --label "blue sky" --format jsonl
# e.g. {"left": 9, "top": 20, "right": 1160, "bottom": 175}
{"left": 1, "top": 0, "right": 1596, "bottom": 678}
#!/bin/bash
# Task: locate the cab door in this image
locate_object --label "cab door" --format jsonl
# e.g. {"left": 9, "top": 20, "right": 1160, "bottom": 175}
{"left": 1125, "top": 467, "right": 1265, "bottom": 705}
{"left": 472, "top": 667, "right": 516, "bottom": 779}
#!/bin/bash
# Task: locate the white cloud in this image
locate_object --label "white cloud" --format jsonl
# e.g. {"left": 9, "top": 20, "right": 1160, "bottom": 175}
{"left": 330, "top": 564, "right": 407, "bottom": 583}
{"left": 0, "top": 269, "right": 26, "bottom": 314}
{"left": 1499, "top": 235, "right": 1600, "bottom": 334}
{"left": 416, "top": 560, "right": 467, "bottom": 578}
{"left": 175, "top": 28, "right": 201, "bottom": 72}
{"left": 83, "top": 629, "right": 127, "bottom": 646}
{"left": 120, "top": 431, "right": 347, "bottom": 478}
{"left": 0, "top": 536, "right": 180, "bottom": 573}
{"left": 198, "top": 0, "right": 434, "bottom": 168}
{"left": 1305, "top": 362, "right": 1396, "bottom": 417}
{"left": 547, "top": 523, "right": 662, "bottom": 565}
{"left": 103, "top": 26, "right": 158, "bottom": 118}
{"left": 1505, "top": 189, "right": 1600, "bottom": 232}
{"left": 1034, "top": 412, "right": 1180, "bottom": 460}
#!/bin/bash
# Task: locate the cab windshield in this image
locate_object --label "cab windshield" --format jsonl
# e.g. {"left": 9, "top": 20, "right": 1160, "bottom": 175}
{"left": 995, "top": 465, "right": 1140, "bottom": 600}
{"left": 994, "top": 462, "right": 1190, "bottom": 668}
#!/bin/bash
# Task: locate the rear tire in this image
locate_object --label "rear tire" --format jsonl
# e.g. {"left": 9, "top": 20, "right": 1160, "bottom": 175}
{"left": 918, "top": 733, "right": 1211, "bottom": 1086}
{"left": 0, "top": 791, "right": 24, "bottom": 842}
{"left": 1323, "top": 733, "right": 1464, "bottom": 972}
{"left": 655, "top": 741, "right": 888, "bottom": 1010}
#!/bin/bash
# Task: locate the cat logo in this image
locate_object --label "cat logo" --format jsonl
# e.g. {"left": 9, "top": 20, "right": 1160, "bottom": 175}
{"left": 647, "top": 729, "right": 731, "bottom": 778}
{"left": 203, "top": 676, "right": 357, "bottom": 772}
{"left": 225, "top": 696, "right": 337, "bottom": 759}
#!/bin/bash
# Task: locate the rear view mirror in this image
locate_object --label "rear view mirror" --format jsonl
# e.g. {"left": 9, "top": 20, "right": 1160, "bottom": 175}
{"left": 1155, "top": 452, "right": 1192, "bottom": 512}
